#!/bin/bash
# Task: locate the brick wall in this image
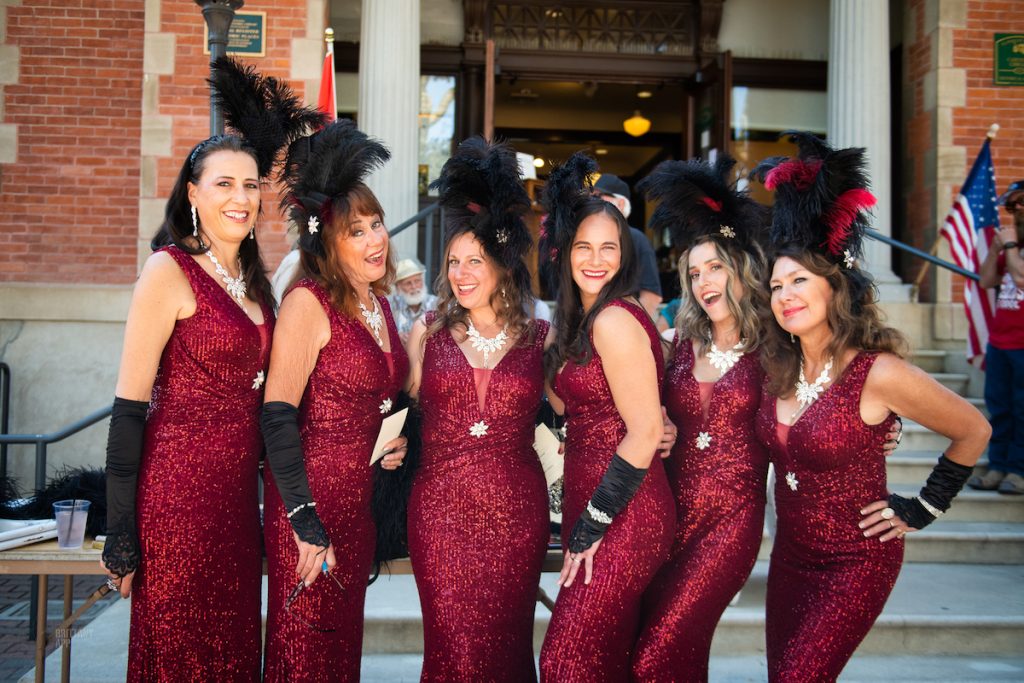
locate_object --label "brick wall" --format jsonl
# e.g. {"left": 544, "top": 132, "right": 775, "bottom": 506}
{"left": 0, "top": 0, "right": 145, "bottom": 284}
{"left": 902, "top": 0, "right": 1024, "bottom": 304}
{"left": 155, "top": 2, "right": 313, "bottom": 274}
{"left": 0, "top": 1, "right": 317, "bottom": 286}
{"left": 954, "top": 1, "right": 1024, "bottom": 225}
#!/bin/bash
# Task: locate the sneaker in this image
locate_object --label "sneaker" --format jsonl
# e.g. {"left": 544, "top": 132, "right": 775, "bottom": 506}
{"left": 997, "top": 472, "right": 1024, "bottom": 495}
{"left": 967, "top": 469, "right": 1005, "bottom": 490}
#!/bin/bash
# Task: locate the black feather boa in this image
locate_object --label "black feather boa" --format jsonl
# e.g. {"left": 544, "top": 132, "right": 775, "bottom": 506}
{"left": 0, "top": 467, "right": 107, "bottom": 538}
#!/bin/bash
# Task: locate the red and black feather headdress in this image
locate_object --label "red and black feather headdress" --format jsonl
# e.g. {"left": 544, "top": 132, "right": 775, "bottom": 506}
{"left": 750, "top": 131, "right": 876, "bottom": 268}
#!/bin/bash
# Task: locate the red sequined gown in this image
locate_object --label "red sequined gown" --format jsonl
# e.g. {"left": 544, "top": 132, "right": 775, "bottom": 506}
{"left": 130, "top": 246, "right": 272, "bottom": 681}
{"left": 755, "top": 351, "right": 902, "bottom": 682}
{"left": 409, "top": 316, "right": 550, "bottom": 682}
{"left": 540, "top": 300, "right": 675, "bottom": 683}
{"left": 263, "top": 280, "right": 408, "bottom": 683}
{"left": 632, "top": 340, "right": 768, "bottom": 682}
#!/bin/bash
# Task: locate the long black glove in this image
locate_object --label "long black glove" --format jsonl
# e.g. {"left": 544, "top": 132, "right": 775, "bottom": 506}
{"left": 888, "top": 454, "right": 972, "bottom": 529}
{"left": 568, "top": 454, "right": 647, "bottom": 553}
{"left": 260, "top": 401, "right": 329, "bottom": 547}
{"left": 102, "top": 397, "right": 148, "bottom": 578}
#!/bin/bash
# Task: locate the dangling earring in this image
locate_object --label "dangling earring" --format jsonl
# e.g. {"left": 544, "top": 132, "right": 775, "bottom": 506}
{"left": 191, "top": 206, "right": 199, "bottom": 237}
{"left": 249, "top": 227, "right": 255, "bottom": 240}
{"left": 790, "top": 333, "right": 796, "bottom": 343}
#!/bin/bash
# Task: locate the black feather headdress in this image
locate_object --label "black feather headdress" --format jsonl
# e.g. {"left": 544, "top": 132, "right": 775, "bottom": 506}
{"left": 540, "top": 152, "right": 599, "bottom": 265}
{"left": 637, "top": 154, "right": 768, "bottom": 254}
{"left": 750, "top": 131, "right": 876, "bottom": 268}
{"left": 430, "top": 137, "right": 532, "bottom": 276}
{"left": 204, "top": 56, "right": 327, "bottom": 179}
{"left": 280, "top": 119, "right": 391, "bottom": 257}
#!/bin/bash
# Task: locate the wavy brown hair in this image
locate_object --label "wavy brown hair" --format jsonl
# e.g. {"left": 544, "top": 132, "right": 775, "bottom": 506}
{"left": 426, "top": 229, "right": 537, "bottom": 348}
{"left": 675, "top": 235, "right": 768, "bottom": 355}
{"left": 762, "top": 244, "right": 908, "bottom": 396}
{"left": 298, "top": 183, "right": 396, "bottom": 317}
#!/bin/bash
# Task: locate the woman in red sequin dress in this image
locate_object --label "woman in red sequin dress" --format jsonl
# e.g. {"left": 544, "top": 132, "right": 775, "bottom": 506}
{"left": 100, "top": 60, "right": 321, "bottom": 682}
{"left": 630, "top": 157, "right": 771, "bottom": 682}
{"left": 538, "top": 154, "right": 675, "bottom": 683}
{"left": 404, "top": 139, "right": 549, "bottom": 682}
{"left": 261, "top": 122, "right": 409, "bottom": 682}
{"left": 752, "top": 133, "right": 989, "bottom": 681}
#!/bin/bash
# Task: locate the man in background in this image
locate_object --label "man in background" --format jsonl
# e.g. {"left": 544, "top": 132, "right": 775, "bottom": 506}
{"left": 593, "top": 173, "right": 663, "bottom": 320}
{"left": 389, "top": 257, "right": 438, "bottom": 344}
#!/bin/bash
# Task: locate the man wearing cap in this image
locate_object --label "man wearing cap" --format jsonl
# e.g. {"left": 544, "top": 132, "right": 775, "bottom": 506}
{"left": 592, "top": 173, "right": 663, "bottom": 320}
{"left": 973, "top": 180, "right": 1024, "bottom": 495}
{"left": 389, "top": 257, "right": 439, "bottom": 344}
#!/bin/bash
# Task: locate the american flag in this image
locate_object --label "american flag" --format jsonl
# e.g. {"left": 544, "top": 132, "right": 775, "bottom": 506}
{"left": 939, "top": 137, "right": 999, "bottom": 362}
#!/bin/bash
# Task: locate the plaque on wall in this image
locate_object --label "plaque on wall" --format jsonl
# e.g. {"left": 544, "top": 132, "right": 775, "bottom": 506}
{"left": 204, "top": 11, "right": 267, "bottom": 58}
{"left": 994, "top": 33, "right": 1024, "bottom": 86}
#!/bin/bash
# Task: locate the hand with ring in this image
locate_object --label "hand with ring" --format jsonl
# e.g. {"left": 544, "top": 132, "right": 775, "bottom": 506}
{"left": 882, "top": 416, "right": 903, "bottom": 456}
{"left": 99, "top": 560, "right": 134, "bottom": 599}
{"left": 379, "top": 436, "right": 409, "bottom": 470}
{"left": 858, "top": 499, "right": 917, "bottom": 542}
{"left": 558, "top": 538, "right": 603, "bottom": 589}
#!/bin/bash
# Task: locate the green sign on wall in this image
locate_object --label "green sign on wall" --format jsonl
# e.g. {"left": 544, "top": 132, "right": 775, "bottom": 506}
{"left": 994, "top": 33, "right": 1024, "bottom": 86}
{"left": 204, "top": 11, "right": 266, "bottom": 58}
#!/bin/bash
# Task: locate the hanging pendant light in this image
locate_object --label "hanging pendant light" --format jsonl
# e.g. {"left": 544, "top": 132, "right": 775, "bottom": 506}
{"left": 623, "top": 110, "right": 651, "bottom": 137}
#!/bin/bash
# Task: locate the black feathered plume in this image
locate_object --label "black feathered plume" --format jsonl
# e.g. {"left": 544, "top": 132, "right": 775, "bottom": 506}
{"left": 3, "top": 467, "right": 108, "bottom": 538}
{"left": 637, "top": 154, "right": 768, "bottom": 253}
{"left": 280, "top": 119, "right": 391, "bottom": 256}
{"left": 540, "top": 152, "right": 598, "bottom": 264}
{"left": 430, "top": 137, "right": 532, "bottom": 276}
{"left": 750, "top": 130, "right": 876, "bottom": 267}
{"left": 208, "top": 56, "right": 327, "bottom": 178}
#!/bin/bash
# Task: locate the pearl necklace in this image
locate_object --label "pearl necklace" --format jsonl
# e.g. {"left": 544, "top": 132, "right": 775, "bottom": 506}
{"left": 205, "top": 250, "right": 246, "bottom": 303}
{"left": 466, "top": 318, "right": 508, "bottom": 368}
{"left": 706, "top": 340, "right": 744, "bottom": 377}
{"left": 795, "top": 357, "right": 833, "bottom": 408}
{"left": 358, "top": 295, "right": 385, "bottom": 348}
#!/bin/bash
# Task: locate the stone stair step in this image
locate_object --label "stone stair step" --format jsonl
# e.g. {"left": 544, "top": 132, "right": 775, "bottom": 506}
{"left": 929, "top": 372, "right": 970, "bottom": 395}
{"left": 355, "top": 654, "right": 1024, "bottom": 682}
{"left": 909, "top": 348, "right": 948, "bottom": 373}
{"left": 360, "top": 563, "right": 1024, "bottom": 657}
{"left": 899, "top": 420, "right": 953, "bottom": 452}
{"left": 886, "top": 450, "right": 989, "bottom": 485}
{"left": 755, "top": 522, "right": 1024, "bottom": 564}
{"left": 888, "top": 489, "right": 1024, "bottom": 523}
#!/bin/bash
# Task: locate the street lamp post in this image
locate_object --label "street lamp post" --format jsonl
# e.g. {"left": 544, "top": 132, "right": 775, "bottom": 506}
{"left": 196, "top": 0, "right": 244, "bottom": 136}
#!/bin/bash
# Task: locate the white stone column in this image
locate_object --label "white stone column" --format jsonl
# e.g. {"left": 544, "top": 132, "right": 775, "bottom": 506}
{"left": 359, "top": 0, "right": 420, "bottom": 259}
{"left": 828, "top": 0, "right": 909, "bottom": 301}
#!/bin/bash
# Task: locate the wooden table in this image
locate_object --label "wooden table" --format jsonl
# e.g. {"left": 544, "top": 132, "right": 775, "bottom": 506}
{"left": 0, "top": 540, "right": 568, "bottom": 683}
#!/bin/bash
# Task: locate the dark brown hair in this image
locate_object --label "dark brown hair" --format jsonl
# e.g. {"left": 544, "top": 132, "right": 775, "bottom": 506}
{"left": 152, "top": 136, "right": 274, "bottom": 308}
{"left": 426, "top": 228, "right": 536, "bottom": 347}
{"left": 298, "top": 183, "right": 395, "bottom": 317}
{"left": 762, "top": 244, "right": 908, "bottom": 397}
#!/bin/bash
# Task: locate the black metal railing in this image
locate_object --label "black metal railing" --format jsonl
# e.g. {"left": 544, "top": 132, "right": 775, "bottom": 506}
{"left": 0, "top": 405, "right": 112, "bottom": 492}
{"left": 389, "top": 201, "right": 444, "bottom": 285}
{"left": 0, "top": 362, "right": 10, "bottom": 479}
{"left": 866, "top": 229, "right": 980, "bottom": 282}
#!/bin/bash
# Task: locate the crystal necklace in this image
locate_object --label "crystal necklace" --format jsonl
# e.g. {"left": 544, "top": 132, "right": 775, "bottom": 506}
{"left": 358, "top": 295, "right": 385, "bottom": 348}
{"left": 205, "top": 250, "right": 246, "bottom": 304}
{"left": 706, "top": 340, "right": 744, "bottom": 377}
{"left": 466, "top": 317, "right": 508, "bottom": 368}
{"left": 795, "top": 357, "right": 833, "bottom": 408}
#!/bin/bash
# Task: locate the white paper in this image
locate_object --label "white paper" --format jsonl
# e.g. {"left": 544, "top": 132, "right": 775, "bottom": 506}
{"left": 370, "top": 408, "right": 408, "bottom": 466}
{"left": 0, "top": 518, "right": 57, "bottom": 543}
{"left": 533, "top": 424, "right": 564, "bottom": 487}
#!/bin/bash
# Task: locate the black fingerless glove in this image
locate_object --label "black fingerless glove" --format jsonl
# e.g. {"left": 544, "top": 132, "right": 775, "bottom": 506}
{"left": 102, "top": 397, "right": 148, "bottom": 577}
{"left": 568, "top": 454, "right": 647, "bottom": 553}
{"left": 888, "top": 454, "right": 973, "bottom": 530}
{"left": 260, "top": 401, "right": 329, "bottom": 547}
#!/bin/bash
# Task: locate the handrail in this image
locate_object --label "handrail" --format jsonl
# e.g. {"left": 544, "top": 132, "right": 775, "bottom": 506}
{"left": 388, "top": 201, "right": 445, "bottom": 284}
{"left": 388, "top": 201, "right": 441, "bottom": 238}
{"left": 0, "top": 362, "right": 9, "bottom": 478}
{"left": 866, "top": 229, "right": 980, "bottom": 282}
{"left": 0, "top": 404, "right": 112, "bottom": 491}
